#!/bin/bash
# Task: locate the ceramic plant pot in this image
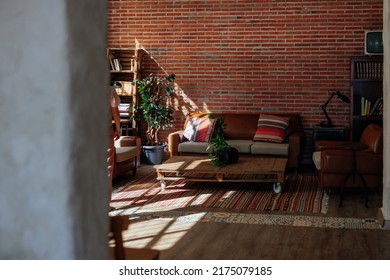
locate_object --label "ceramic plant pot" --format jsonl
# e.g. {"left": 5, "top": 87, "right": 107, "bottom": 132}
{"left": 216, "top": 147, "right": 239, "bottom": 165}
{"left": 142, "top": 144, "right": 165, "bottom": 165}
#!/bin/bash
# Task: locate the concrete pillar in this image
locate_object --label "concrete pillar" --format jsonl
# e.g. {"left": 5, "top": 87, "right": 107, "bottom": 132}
{"left": 381, "top": 0, "right": 390, "bottom": 228}
{"left": 0, "top": 0, "right": 109, "bottom": 258}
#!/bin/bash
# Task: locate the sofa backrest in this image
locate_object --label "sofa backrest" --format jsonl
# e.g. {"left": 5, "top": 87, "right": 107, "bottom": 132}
{"left": 360, "top": 124, "right": 383, "bottom": 154}
{"left": 221, "top": 114, "right": 259, "bottom": 140}
{"left": 277, "top": 113, "right": 303, "bottom": 139}
{"left": 185, "top": 112, "right": 303, "bottom": 141}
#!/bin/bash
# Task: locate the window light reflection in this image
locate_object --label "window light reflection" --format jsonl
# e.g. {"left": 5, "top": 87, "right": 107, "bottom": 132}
{"left": 121, "top": 212, "right": 207, "bottom": 250}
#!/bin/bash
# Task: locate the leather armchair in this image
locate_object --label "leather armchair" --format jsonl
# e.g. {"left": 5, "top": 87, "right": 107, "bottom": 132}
{"left": 113, "top": 136, "right": 141, "bottom": 179}
{"left": 313, "top": 124, "right": 383, "bottom": 190}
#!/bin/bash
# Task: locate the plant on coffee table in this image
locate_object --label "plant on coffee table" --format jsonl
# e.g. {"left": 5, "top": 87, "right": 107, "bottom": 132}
{"left": 207, "top": 117, "right": 239, "bottom": 166}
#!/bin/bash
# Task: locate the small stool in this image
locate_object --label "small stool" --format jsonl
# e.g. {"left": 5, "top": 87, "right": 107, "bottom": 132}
{"left": 339, "top": 143, "right": 369, "bottom": 208}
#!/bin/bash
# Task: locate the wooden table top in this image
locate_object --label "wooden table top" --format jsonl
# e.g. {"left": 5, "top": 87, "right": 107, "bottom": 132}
{"left": 157, "top": 156, "right": 287, "bottom": 175}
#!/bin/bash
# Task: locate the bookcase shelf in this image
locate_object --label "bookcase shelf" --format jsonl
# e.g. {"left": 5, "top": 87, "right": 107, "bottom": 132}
{"left": 350, "top": 56, "right": 383, "bottom": 141}
{"left": 107, "top": 48, "right": 143, "bottom": 136}
{"left": 352, "top": 115, "right": 382, "bottom": 121}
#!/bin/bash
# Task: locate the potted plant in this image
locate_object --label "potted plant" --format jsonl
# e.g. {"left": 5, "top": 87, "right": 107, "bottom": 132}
{"left": 135, "top": 73, "right": 176, "bottom": 165}
{"left": 207, "top": 117, "right": 239, "bottom": 166}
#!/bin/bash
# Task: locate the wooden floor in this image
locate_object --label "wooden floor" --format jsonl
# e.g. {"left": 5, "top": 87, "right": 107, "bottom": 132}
{"left": 112, "top": 164, "right": 390, "bottom": 260}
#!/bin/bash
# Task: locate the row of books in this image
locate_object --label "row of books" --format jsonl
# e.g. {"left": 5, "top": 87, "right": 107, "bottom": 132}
{"left": 108, "top": 55, "right": 136, "bottom": 71}
{"left": 354, "top": 61, "right": 383, "bottom": 80}
{"left": 359, "top": 97, "right": 383, "bottom": 116}
{"left": 118, "top": 103, "right": 131, "bottom": 118}
{"left": 110, "top": 57, "right": 122, "bottom": 70}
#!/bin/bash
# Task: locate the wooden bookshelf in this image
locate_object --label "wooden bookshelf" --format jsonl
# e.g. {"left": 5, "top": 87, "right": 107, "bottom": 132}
{"left": 107, "top": 48, "right": 142, "bottom": 135}
{"left": 350, "top": 56, "right": 383, "bottom": 141}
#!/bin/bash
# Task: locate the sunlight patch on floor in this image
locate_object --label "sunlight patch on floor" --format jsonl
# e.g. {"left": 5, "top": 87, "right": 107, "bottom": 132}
{"left": 121, "top": 212, "right": 207, "bottom": 250}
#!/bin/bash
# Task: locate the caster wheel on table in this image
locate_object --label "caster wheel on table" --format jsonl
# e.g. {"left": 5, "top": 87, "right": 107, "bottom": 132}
{"left": 160, "top": 180, "right": 166, "bottom": 192}
{"left": 273, "top": 182, "right": 282, "bottom": 193}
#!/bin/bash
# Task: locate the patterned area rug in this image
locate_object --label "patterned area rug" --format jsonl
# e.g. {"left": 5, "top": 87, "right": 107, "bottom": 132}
{"left": 111, "top": 173, "right": 329, "bottom": 214}
{"left": 123, "top": 210, "right": 381, "bottom": 230}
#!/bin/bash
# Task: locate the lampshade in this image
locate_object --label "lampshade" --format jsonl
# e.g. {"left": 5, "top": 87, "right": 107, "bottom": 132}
{"left": 319, "top": 91, "right": 350, "bottom": 127}
{"left": 335, "top": 91, "right": 350, "bottom": 104}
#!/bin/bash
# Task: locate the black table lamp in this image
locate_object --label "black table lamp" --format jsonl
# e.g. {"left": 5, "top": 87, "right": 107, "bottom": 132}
{"left": 319, "top": 91, "right": 350, "bottom": 127}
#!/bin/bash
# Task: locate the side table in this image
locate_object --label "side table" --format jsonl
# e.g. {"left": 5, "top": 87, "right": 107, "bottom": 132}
{"left": 313, "top": 126, "right": 349, "bottom": 142}
{"left": 339, "top": 143, "right": 369, "bottom": 208}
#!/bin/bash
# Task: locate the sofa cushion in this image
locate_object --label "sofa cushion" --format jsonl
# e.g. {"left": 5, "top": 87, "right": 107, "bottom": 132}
{"left": 183, "top": 112, "right": 211, "bottom": 129}
{"left": 115, "top": 136, "right": 139, "bottom": 147}
{"left": 178, "top": 141, "right": 210, "bottom": 154}
{"left": 312, "top": 151, "right": 321, "bottom": 170}
{"left": 182, "top": 117, "right": 216, "bottom": 142}
{"left": 359, "top": 124, "right": 383, "bottom": 154}
{"left": 115, "top": 146, "right": 138, "bottom": 163}
{"left": 226, "top": 140, "right": 253, "bottom": 154}
{"left": 251, "top": 142, "right": 289, "bottom": 156}
{"left": 253, "top": 114, "right": 289, "bottom": 143}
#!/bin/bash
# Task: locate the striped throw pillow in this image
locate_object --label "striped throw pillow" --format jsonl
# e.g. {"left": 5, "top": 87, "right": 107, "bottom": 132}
{"left": 253, "top": 114, "right": 289, "bottom": 143}
{"left": 183, "top": 117, "right": 216, "bottom": 142}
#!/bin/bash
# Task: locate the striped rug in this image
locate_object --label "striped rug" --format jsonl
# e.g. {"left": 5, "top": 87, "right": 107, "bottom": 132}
{"left": 111, "top": 174, "right": 328, "bottom": 214}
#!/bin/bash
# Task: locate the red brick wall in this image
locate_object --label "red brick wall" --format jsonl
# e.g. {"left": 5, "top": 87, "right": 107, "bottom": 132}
{"left": 108, "top": 0, "right": 382, "bottom": 162}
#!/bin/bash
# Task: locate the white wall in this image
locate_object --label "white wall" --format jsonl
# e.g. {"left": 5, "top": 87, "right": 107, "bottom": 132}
{"left": 0, "top": 0, "right": 389, "bottom": 260}
{"left": 0, "top": 0, "right": 109, "bottom": 259}
{"left": 382, "top": 0, "right": 390, "bottom": 226}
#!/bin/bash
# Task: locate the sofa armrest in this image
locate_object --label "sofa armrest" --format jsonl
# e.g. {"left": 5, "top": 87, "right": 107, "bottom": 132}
{"left": 321, "top": 149, "right": 382, "bottom": 175}
{"left": 168, "top": 130, "right": 185, "bottom": 156}
{"left": 115, "top": 136, "right": 141, "bottom": 166}
{"left": 115, "top": 136, "right": 140, "bottom": 147}
{"left": 287, "top": 131, "right": 304, "bottom": 155}
{"left": 286, "top": 131, "right": 304, "bottom": 169}
{"left": 315, "top": 140, "right": 355, "bottom": 152}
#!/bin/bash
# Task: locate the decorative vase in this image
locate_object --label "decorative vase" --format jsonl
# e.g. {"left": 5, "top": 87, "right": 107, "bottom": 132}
{"left": 215, "top": 147, "right": 239, "bottom": 165}
{"left": 226, "top": 147, "right": 239, "bottom": 164}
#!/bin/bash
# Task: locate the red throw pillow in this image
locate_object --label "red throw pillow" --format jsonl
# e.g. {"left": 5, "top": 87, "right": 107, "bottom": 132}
{"left": 253, "top": 114, "right": 289, "bottom": 143}
{"left": 183, "top": 117, "right": 216, "bottom": 142}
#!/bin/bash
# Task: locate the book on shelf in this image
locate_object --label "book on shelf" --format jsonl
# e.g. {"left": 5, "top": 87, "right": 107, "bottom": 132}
{"left": 108, "top": 55, "right": 122, "bottom": 71}
{"left": 365, "top": 99, "right": 370, "bottom": 116}
{"left": 371, "top": 97, "right": 383, "bottom": 115}
{"left": 359, "top": 96, "right": 383, "bottom": 116}
{"left": 108, "top": 54, "right": 115, "bottom": 70}
{"left": 113, "top": 58, "right": 122, "bottom": 70}
{"left": 360, "top": 97, "right": 367, "bottom": 116}
{"left": 355, "top": 61, "right": 383, "bottom": 79}
{"left": 118, "top": 103, "right": 131, "bottom": 118}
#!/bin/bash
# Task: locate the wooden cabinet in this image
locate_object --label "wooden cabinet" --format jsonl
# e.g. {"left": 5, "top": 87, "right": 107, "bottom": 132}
{"left": 350, "top": 56, "right": 383, "bottom": 141}
{"left": 107, "top": 48, "right": 142, "bottom": 135}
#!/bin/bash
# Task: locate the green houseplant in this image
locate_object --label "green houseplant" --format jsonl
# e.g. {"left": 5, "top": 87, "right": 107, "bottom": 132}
{"left": 207, "top": 117, "right": 239, "bottom": 166}
{"left": 135, "top": 73, "right": 176, "bottom": 164}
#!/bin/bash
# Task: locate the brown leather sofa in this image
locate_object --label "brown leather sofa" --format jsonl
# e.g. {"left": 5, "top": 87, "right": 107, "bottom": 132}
{"left": 168, "top": 112, "right": 304, "bottom": 170}
{"left": 313, "top": 124, "right": 383, "bottom": 189}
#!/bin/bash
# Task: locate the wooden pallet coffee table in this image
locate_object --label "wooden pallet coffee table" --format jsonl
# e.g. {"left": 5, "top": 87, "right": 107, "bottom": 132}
{"left": 156, "top": 156, "right": 288, "bottom": 193}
